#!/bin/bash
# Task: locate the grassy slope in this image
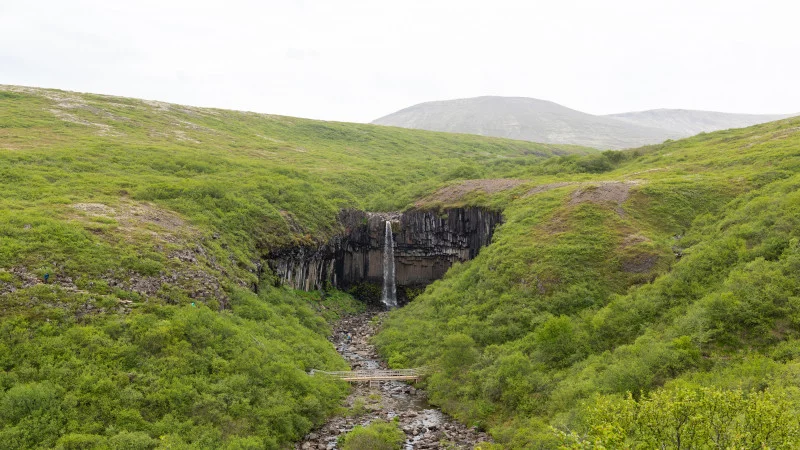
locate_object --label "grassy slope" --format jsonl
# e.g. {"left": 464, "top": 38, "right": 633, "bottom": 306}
{"left": 0, "top": 86, "right": 586, "bottom": 449}
{"left": 5, "top": 84, "right": 799, "bottom": 449}
{"left": 375, "top": 118, "right": 800, "bottom": 447}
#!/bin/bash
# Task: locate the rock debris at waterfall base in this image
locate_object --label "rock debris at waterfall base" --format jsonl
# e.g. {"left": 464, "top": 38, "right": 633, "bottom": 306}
{"left": 298, "top": 311, "right": 492, "bottom": 449}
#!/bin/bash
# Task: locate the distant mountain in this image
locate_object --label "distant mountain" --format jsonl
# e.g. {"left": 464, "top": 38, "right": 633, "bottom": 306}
{"left": 372, "top": 96, "right": 795, "bottom": 149}
{"left": 605, "top": 109, "right": 796, "bottom": 136}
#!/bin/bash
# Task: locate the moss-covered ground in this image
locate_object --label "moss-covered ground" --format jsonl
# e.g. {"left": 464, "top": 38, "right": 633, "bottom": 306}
{"left": 375, "top": 115, "right": 800, "bottom": 448}
{"left": 0, "top": 85, "right": 583, "bottom": 449}
{"left": 3, "top": 84, "right": 800, "bottom": 448}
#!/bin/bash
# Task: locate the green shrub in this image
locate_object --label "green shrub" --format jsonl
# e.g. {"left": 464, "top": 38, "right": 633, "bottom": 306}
{"left": 56, "top": 433, "right": 108, "bottom": 450}
{"left": 559, "top": 386, "right": 800, "bottom": 449}
{"left": 0, "top": 382, "right": 60, "bottom": 422}
{"left": 338, "top": 420, "right": 405, "bottom": 450}
{"left": 108, "top": 431, "right": 156, "bottom": 450}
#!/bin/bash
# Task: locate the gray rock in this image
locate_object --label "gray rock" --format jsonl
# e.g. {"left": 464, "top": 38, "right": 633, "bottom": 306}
{"left": 268, "top": 207, "right": 501, "bottom": 305}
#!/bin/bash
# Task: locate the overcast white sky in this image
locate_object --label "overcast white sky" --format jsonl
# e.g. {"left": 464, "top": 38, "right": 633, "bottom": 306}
{"left": 2, "top": 0, "right": 798, "bottom": 122}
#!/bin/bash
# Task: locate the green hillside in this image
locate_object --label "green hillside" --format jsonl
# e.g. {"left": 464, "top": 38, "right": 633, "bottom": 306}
{"left": 3, "top": 84, "right": 800, "bottom": 449}
{"left": 375, "top": 118, "right": 800, "bottom": 447}
{"left": 0, "top": 85, "right": 585, "bottom": 449}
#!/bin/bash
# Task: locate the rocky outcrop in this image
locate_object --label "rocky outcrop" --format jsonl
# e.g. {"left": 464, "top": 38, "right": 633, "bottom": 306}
{"left": 268, "top": 207, "right": 501, "bottom": 305}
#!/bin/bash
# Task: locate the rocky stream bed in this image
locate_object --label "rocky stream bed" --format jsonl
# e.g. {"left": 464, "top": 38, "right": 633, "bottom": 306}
{"left": 298, "top": 310, "right": 492, "bottom": 449}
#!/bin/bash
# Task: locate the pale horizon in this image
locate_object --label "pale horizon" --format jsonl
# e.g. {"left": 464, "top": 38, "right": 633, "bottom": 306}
{"left": 2, "top": 0, "right": 799, "bottom": 122}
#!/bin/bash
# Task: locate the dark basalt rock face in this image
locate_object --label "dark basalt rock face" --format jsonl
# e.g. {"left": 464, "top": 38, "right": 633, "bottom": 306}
{"left": 267, "top": 207, "right": 501, "bottom": 305}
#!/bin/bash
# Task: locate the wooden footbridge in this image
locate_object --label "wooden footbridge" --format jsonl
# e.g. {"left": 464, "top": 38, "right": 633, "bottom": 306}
{"left": 310, "top": 369, "right": 420, "bottom": 382}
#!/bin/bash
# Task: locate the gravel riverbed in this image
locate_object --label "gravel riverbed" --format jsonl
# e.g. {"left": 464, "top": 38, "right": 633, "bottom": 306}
{"left": 297, "top": 310, "right": 492, "bottom": 450}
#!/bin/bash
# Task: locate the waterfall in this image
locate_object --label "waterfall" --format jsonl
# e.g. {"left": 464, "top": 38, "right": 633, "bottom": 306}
{"left": 381, "top": 220, "right": 397, "bottom": 308}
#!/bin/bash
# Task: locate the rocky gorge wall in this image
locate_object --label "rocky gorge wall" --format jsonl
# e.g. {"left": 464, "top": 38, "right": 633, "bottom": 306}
{"left": 267, "top": 207, "right": 501, "bottom": 305}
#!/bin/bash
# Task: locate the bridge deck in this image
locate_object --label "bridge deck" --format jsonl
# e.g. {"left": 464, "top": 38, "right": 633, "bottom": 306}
{"left": 311, "top": 369, "right": 419, "bottom": 382}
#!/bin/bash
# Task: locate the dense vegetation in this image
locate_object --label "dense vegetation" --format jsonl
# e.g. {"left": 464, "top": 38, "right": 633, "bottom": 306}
{"left": 3, "top": 84, "right": 800, "bottom": 448}
{"left": 0, "top": 85, "right": 583, "bottom": 448}
{"left": 375, "top": 119, "right": 800, "bottom": 447}
{"left": 0, "top": 287, "right": 360, "bottom": 449}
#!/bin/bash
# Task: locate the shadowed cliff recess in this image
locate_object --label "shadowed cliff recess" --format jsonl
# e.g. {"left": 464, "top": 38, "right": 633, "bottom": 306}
{"left": 268, "top": 207, "right": 502, "bottom": 305}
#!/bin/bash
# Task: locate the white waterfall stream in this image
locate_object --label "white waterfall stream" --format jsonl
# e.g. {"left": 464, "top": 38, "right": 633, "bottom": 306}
{"left": 381, "top": 220, "right": 397, "bottom": 308}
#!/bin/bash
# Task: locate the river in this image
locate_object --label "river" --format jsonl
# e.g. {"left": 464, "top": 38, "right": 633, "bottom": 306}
{"left": 298, "top": 310, "right": 492, "bottom": 449}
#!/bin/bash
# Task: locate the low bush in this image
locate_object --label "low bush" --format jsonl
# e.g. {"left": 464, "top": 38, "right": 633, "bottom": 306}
{"left": 337, "top": 420, "right": 406, "bottom": 450}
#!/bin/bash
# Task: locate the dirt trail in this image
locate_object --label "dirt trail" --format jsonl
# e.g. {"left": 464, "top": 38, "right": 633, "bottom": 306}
{"left": 298, "top": 310, "right": 491, "bottom": 449}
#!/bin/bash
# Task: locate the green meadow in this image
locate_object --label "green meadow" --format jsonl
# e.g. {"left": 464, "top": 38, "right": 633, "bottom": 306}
{"left": 375, "top": 115, "right": 800, "bottom": 447}
{"left": 2, "top": 85, "right": 800, "bottom": 448}
{"left": 0, "top": 85, "right": 580, "bottom": 449}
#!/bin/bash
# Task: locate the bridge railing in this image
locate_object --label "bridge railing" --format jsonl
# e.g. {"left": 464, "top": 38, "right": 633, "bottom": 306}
{"left": 310, "top": 368, "right": 420, "bottom": 381}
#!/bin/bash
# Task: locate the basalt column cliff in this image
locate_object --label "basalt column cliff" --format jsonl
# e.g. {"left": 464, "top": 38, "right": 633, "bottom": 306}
{"left": 268, "top": 207, "right": 501, "bottom": 305}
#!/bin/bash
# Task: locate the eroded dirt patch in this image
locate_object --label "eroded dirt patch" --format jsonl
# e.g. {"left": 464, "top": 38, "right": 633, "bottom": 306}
{"left": 1, "top": 85, "right": 216, "bottom": 140}
{"left": 71, "top": 201, "right": 187, "bottom": 237}
{"left": 620, "top": 233, "right": 651, "bottom": 248}
{"left": 416, "top": 178, "right": 528, "bottom": 206}
{"left": 538, "top": 181, "right": 645, "bottom": 236}
{"left": 620, "top": 253, "right": 660, "bottom": 274}
{"left": 569, "top": 181, "right": 640, "bottom": 206}
{"left": 524, "top": 181, "right": 576, "bottom": 197}
{"left": 526, "top": 180, "right": 645, "bottom": 204}
{"left": 68, "top": 201, "right": 230, "bottom": 307}
{"left": 48, "top": 108, "right": 121, "bottom": 136}
{"left": 3, "top": 86, "right": 127, "bottom": 136}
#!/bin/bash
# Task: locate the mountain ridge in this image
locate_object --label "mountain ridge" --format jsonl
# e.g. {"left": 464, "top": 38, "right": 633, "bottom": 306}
{"left": 373, "top": 96, "right": 796, "bottom": 149}
{"left": 605, "top": 107, "right": 796, "bottom": 136}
